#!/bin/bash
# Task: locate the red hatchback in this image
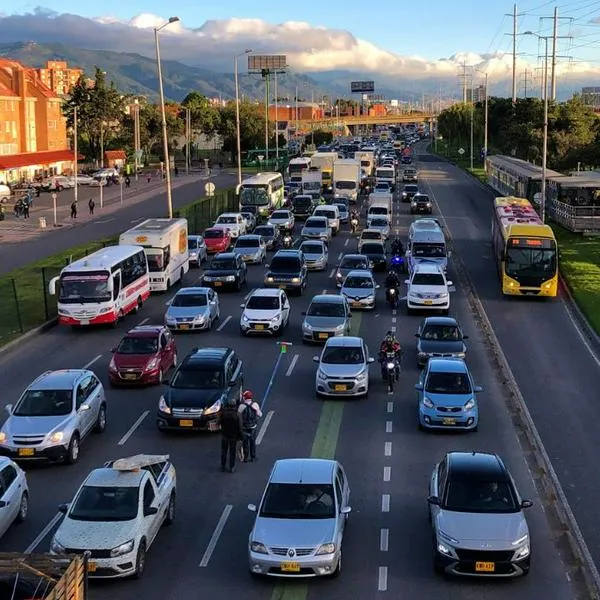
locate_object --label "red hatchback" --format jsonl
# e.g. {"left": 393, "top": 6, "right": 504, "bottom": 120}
{"left": 109, "top": 325, "right": 177, "bottom": 386}
{"left": 204, "top": 227, "right": 231, "bottom": 254}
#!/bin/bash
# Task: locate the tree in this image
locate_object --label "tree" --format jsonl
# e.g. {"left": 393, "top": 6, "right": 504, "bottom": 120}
{"left": 63, "top": 68, "right": 125, "bottom": 162}
{"left": 181, "top": 91, "right": 220, "bottom": 135}
{"left": 312, "top": 130, "right": 333, "bottom": 147}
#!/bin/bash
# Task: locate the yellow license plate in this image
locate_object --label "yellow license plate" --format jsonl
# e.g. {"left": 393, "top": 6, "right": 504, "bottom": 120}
{"left": 318, "top": 333, "right": 328, "bottom": 339}
{"left": 334, "top": 384, "right": 347, "bottom": 391}
{"left": 254, "top": 324, "right": 265, "bottom": 330}
{"left": 279, "top": 285, "right": 287, "bottom": 289}
{"left": 179, "top": 324, "right": 190, "bottom": 330}
{"left": 18, "top": 448, "right": 34, "bottom": 457}
{"left": 179, "top": 419, "right": 194, "bottom": 427}
{"left": 281, "top": 561, "right": 300, "bottom": 572}
{"left": 442, "top": 418, "right": 456, "bottom": 425}
{"left": 123, "top": 374, "right": 138, "bottom": 380}
{"left": 214, "top": 282, "right": 222, "bottom": 287}
{"left": 423, "top": 300, "right": 433, "bottom": 305}
{"left": 352, "top": 302, "right": 362, "bottom": 307}
{"left": 475, "top": 561, "right": 495, "bottom": 572}
{"left": 87, "top": 562, "right": 97, "bottom": 573}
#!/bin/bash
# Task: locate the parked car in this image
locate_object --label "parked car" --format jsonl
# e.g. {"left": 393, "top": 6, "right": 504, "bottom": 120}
{"left": 165, "top": 287, "right": 220, "bottom": 331}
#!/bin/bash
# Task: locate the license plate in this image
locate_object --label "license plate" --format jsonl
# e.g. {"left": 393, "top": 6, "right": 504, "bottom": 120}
{"left": 254, "top": 324, "right": 265, "bottom": 330}
{"left": 179, "top": 419, "right": 194, "bottom": 427}
{"left": 475, "top": 561, "right": 495, "bottom": 572}
{"left": 214, "top": 281, "right": 222, "bottom": 286}
{"left": 442, "top": 418, "right": 456, "bottom": 425}
{"left": 87, "top": 562, "right": 97, "bottom": 573}
{"left": 123, "top": 374, "right": 138, "bottom": 380}
{"left": 334, "top": 384, "right": 347, "bottom": 391}
{"left": 318, "top": 333, "right": 328, "bottom": 339}
{"left": 179, "top": 324, "right": 190, "bottom": 330}
{"left": 279, "top": 285, "right": 287, "bottom": 289}
{"left": 18, "top": 448, "right": 34, "bottom": 457}
{"left": 79, "top": 319, "right": 90, "bottom": 325}
{"left": 208, "top": 421, "right": 220, "bottom": 432}
{"left": 423, "top": 300, "right": 433, "bottom": 305}
{"left": 352, "top": 302, "right": 362, "bottom": 307}
{"left": 281, "top": 561, "right": 300, "bottom": 573}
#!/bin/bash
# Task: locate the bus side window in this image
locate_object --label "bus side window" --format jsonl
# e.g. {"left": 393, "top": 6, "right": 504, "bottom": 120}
{"left": 164, "top": 246, "right": 171, "bottom": 267}
{"left": 113, "top": 272, "right": 122, "bottom": 299}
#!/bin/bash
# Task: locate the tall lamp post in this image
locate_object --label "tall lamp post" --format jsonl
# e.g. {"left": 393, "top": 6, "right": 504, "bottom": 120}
{"left": 235, "top": 49, "right": 253, "bottom": 187}
{"left": 474, "top": 69, "right": 489, "bottom": 171}
{"left": 154, "top": 16, "right": 180, "bottom": 219}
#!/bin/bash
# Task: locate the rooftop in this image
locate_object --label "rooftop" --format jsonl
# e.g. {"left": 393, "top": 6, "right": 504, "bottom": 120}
{"left": 271, "top": 458, "right": 337, "bottom": 485}
{"left": 447, "top": 452, "right": 508, "bottom": 482}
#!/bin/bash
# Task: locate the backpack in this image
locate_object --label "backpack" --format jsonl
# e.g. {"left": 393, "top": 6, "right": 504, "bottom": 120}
{"left": 242, "top": 403, "right": 258, "bottom": 429}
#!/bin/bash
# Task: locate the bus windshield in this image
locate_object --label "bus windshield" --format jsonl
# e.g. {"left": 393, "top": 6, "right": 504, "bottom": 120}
{"left": 145, "top": 248, "right": 167, "bottom": 272}
{"left": 59, "top": 271, "right": 111, "bottom": 304}
{"left": 240, "top": 186, "right": 269, "bottom": 206}
{"left": 506, "top": 247, "right": 556, "bottom": 279}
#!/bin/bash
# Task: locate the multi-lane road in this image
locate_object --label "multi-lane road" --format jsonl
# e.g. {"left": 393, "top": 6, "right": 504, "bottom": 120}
{"left": 0, "top": 152, "right": 582, "bottom": 599}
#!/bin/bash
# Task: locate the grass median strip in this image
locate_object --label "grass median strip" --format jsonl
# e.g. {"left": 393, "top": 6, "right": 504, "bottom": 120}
{"left": 552, "top": 225, "right": 600, "bottom": 335}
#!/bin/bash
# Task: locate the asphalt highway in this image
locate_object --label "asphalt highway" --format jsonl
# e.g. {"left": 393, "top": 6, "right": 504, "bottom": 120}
{"left": 0, "top": 171, "right": 236, "bottom": 275}
{"left": 0, "top": 182, "right": 578, "bottom": 599}
{"left": 419, "top": 151, "right": 600, "bottom": 572}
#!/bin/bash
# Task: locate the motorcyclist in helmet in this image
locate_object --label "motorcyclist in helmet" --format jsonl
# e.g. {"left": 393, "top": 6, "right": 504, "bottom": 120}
{"left": 379, "top": 331, "right": 402, "bottom": 376}
{"left": 349, "top": 209, "right": 360, "bottom": 233}
{"left": 390, "top": 237, "right": 404, "bottom": 256}
{"left": 384, "top": 269, "right": 401, "bottom": 292}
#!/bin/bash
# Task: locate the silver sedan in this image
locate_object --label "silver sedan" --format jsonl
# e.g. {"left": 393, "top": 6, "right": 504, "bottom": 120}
{"left": 164, "top": 287, "right": 220, "bottom": 331}
{"left": 299, "top": 240, "right": 328, "bottom": 271}
{"left": 232, "top": 235, "right": 266, "bottom": 264}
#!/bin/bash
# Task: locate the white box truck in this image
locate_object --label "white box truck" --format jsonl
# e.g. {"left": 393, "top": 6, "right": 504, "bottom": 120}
{"left": 119, "top": 218, "right": 189, "bottom": 292}
{"left": 333, "top": 159, "right": 361, "bottom": 204}
{"left": 310, "top": 151, "right": 338, "bottom": 193}
{"left": 301, "top": 170, "right": 322, "bottom": 196}
{"left": 368, "top": 192, "right": 393, "bottom": 212}
{"left": 354, "top": 150, "right": 375, "bottom": 177}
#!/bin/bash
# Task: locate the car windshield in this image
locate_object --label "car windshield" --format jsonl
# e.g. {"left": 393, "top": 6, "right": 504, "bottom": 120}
{"left": 170, "top": 366, "right": 223, "bottom": 389}
{"left": 425, "top": 371, "right": 472, "bottom": 394}
{"left": 210, "top": 259, "right": 236, "bottom": 270}
{"left": 375, "top": 184, "right": 390, "bottom": 190}
{"left": 116, "top": 336, "right": 158, "bottom": 354}
{"left": 171, "top": 293, "right": 208, "bottom": 307}
{"left": 314, "top": 210, "right": 334, "bottom": 218}
{"left": 341, "top": 257, "right": 368, "bottom": 269}
{"left": 361, "top": 231, "right": 381, "bottom": 240}
{"left": 293, "top": 197, "right": 311, "bottom": 207}
{"left": 422, "top": 325, "right": 461, "bottom": 341}
{"left": 370, "top": 219, "right": 388, "bottom": 227}
{"left": 412, "top": 243, "right": 445, "bottom": 258}
{"left": 361, "top": 243, "right": 384, "bottom": 254}
{"left": 305, "top": 218, "right": 326, "bottom": 228}
{"left": 204, "top": 230, "right": 224, "bottom": 239}
{"left": 14, "top": 389, "right": 72, "bottom": 417}
{"left": 270, "top": 257, "right": 300, "bottom": 272}
{"left": 308, "top": 302, "right": 345, "bottom": 317}
{"left": 187, "top": 239, "right": 201, "bottom": 249}
{"left": 260, "top": 483, "right": 336, "bottom": 519}
{"left": 301, "top": 243, "right": 323, "bottom": 254}
{"left": 235, "top": 238, "right": 259, "bottom": 248}
{"left": 405, "top": 186, "right": 418, "bottom": 192}
{"left": 247, "top": 296, "right": 280, "bottom": 310}
{"left": 412, "top": 273, "right": 445, "bottom": 286}
{"left": 335, "top": 204, "right": 347, "bottom": 213}
{"left": 444, "top": 480, "right": 520, "bottom": 513}
{"left": 69, "top": 486, "right": 139, "bottom": 521}
{"left": 369, "top": 207, "right": 388, "bottom": 215}
{"left": 254, "top": 227, "right": 274, "bottom": 237}
{"left": 321, "top": 346, "right": 364, "bottom": 364}
{"left": 414, "top": 195, "right": 430, "bottom": 202}
{"left": 271, "top": 211, "right": 289, "bottom": 219}
{"left": 217, "top": 216, "right": 237, "bottom": 224}
{"left": 344, "top": 276, "right": 374, "bottom": 289}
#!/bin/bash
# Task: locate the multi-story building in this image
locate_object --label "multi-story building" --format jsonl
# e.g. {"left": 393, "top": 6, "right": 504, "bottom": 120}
{"left": 268, "top": 102, "right": 323, "bottom": 121}
{"left": 0, "top": 58, "right": 75, "bottom": 184}
{"left": 36, "top": 60, "right": 83, "bottom": 97}
{"left": 466, "top": 85, "right": 487, "bottom": 104}
{"left": 581, "top": 87, "right": 600, "bottom": 110}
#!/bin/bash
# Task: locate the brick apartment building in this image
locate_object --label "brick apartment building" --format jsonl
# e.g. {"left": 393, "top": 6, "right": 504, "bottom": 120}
{"left": 36, "top": 60, "right": 84, "bottom": 96}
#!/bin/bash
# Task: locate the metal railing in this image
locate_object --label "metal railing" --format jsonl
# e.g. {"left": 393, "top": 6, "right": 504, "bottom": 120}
{"left": 174, "top": 188, "right": 238, "bottom": 233}
{"left": 549, "top": 199, "right": 600, "bottom": 233}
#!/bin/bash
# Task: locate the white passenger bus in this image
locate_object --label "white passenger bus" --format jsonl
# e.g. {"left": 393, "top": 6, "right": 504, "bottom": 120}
{"left": 237, "top": 172, "right": 285, "bottom": 218}
{"left": 49, "top": 245, "right": 150, "bottom": 327}
{"left": 288, "top": 157, "right": 311, "bottom": 182}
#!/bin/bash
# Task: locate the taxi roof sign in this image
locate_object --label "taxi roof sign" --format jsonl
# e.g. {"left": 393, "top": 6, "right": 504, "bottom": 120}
{"left": 112, "top": 454, "right": 170, "bottom": 472}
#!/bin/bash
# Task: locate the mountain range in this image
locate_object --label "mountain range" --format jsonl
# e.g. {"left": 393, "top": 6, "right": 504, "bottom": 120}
{"left": 0, "top": 42, "right": 427, "bottom": 103}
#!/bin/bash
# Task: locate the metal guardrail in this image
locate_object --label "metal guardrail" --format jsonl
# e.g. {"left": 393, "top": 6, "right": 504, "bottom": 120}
{"left": 550, "top": 199, "right": 600, "bottom": 233}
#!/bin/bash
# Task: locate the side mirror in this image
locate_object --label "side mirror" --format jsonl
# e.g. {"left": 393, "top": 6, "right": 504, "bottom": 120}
{"left": 474, "top": 385, "right": 483, "bottom": 393}
{"left": 0, "top": 500, "right": 7, "bottom": 508}
{"left": 301, "top": 311, "right": 306, "bottom": 315}
{"left": 58, "top": 503, "right": 69, "bottom": 514}
{"left": 312, "top": 356, "right": 320, "bottom": 362}
{"left": 240, "top": 303, "right": 246, "bottom": 308}
{"left": 446, "top": 281, "right": 453, "bottom": 287}
{"left": 110, "top": 347, "right": 116, "bottom": 353}
{"left": 415, "top": 333, "right": 420, "bottom": 337}
{"left": 265, "top": 264, "right": 270, "bottom": 268}
{"left": 248, "top": 503, "right": 257, "bottom": 512}
{"left": 404, "top": 280, "right": 410, "bottom": 285}
{"left": 521, "top": 499, "right": 533, "bottom": 509}
{"left": 48, "top": 276, "right": 58, "bottom": 296}
{"left": 414, "top": 383, "right": 424, "bottom": 391}
{"left": 340, "top": 506, "right": 352, "bottom": 515}
{"left": 78, "top": 404, "right": 91, "bottom": 412}
{"left": 375, "top": 284, "right": 380, "bottom": 289}
{"left": 427, "top": 495, "right": 440, "bottom": 506}
{"left": 368, "top": 357, "right": 375, "bottom": 364}
{"left": 462, "top": 335, "right": 469, "bottom": 340}
{"left": 5, "top": 404, "right": 12, "bottom": 415}
{"left": 144, "top": 506, "right": 159, "bottom": 517}
{"left": 500, "top": 251, "right": 506, "bottom": 261}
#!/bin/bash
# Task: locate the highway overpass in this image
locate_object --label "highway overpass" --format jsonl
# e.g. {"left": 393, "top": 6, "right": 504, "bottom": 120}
{"left": 293, "top": 112, "right": 436, "bottom": 133}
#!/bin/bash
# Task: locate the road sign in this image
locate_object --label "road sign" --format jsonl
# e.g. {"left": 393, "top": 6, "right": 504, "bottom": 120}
{"left": 458, "top": 148, "right": 465, "bottom": 155}
{"left": 205, "top": 182, "right": 216, "bottom": 197}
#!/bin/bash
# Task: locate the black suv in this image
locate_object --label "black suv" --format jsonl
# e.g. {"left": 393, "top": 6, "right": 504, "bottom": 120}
{"left": 410, "top": 193, "right": 433, "bottom": 215}
{"left": 156, "top": 347, "right": 243, "bottom": 432}
{"left": 415, "top": 316, "right": 468, "bottom": 368}
{"left": 401, "top": 184, "right": 419, "bottom": 203}
{"left": 202, "top": 252, "right": 247, "bottom": 291}
{"left": 291, "top": 195, "right": 317, "bottom": 219}
{"left": 264, "top": 249, "right": 308, "bottom": 295}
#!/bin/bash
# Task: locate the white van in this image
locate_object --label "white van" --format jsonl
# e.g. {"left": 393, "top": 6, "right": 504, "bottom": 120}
{"left": 313, "top": 205, "right": 341, "bottom": 235}
{"left": 367, "top": 204, "right": 391, "bottom": 221}
{"left": 0, "top": 184, "right": 11, "bottom": 204}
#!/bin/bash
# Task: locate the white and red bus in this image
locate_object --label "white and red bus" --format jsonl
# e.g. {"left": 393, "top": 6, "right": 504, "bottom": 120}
{"left": 49, "top": 245, "right": 150, "bottom": 327}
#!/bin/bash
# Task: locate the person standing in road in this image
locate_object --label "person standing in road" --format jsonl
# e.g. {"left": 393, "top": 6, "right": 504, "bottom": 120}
{"left": 238, "top": 391, "right": 262, "bottom": 462}
{"left": 22, "top": 199, "right": 30, "bottom": 219}
{"left": 88, "top": 197, "right": 95, "bottom": 215}
{"left": 219, "top": 397, "right": 244, "bottom": 473}
{"left": 70, "top": 200, "right": 77, "bottom": 219}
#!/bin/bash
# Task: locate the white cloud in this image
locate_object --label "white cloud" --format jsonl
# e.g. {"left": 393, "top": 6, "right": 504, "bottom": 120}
{"left": 0, "top": 9, "right": 598, "bottom": 86}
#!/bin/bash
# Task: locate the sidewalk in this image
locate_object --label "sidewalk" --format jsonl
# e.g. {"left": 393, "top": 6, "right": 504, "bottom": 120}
{"left": 0, "top": 170, "right": 226, "bottom": 243}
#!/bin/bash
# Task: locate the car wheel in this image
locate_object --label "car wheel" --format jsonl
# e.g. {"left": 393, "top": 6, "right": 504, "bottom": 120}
{"left": 65, "top": 434, "right": 80, "bottom": 465}
{"left": 134, "top": 541, "right": 147, "bottom": 579}
{"left": 16, "top": 492, "right": 28, "bottom": 523}
{"left": 164, "top": 493, "right": 176, "bottom": 526}
{"left": 94, "top": 404, "right": 107, "bottom": 433}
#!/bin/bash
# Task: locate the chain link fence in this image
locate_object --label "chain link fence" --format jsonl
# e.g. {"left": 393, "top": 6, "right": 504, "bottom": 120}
{"left": 175, "top": 188, "right": 238, "bottom": 233}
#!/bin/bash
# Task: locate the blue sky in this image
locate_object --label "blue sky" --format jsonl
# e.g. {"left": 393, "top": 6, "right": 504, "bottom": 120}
{"left": 6, "top": 0, "right": 597, "bottom": 62}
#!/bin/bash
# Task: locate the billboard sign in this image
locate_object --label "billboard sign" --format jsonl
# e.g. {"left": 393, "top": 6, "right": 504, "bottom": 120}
{"left": 248, "top": 55, "right": 287, "bottom": 72}
{"left": 351, "top": 81, "right": 375, "bottom": 93}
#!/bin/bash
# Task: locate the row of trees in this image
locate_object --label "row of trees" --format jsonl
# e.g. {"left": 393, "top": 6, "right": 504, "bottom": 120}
{"left": 62, "top": 67, "right": 291, "bottom": 164}
{"left": 437, "top": 96, "right": 600, "bottom": 170}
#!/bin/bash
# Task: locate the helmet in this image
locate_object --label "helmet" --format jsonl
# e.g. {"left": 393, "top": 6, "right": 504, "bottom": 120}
{"left": 385, "top": 331, "right": 395, "bottom": 341}
{"left": 242, "top": 390, "right": 253, "bottom": 400}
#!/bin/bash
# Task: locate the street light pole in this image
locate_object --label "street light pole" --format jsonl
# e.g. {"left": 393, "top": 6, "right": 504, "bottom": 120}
{"left": 483, "top": 74, "right": 489, "bottom": 170}
{"left": 541, "top": 36, "right": 549, "bottom": 223}
{"left": 73, "top": 105, "right": 78, "bottom": 206}
{"left": 99, "top": 122, "right": 104, "bottom": 209}
{"left": 154, "top": 16, "right": 180, "bottom": 219}
{"left": 235, "top": 49, "right": 252, "bottom": 187}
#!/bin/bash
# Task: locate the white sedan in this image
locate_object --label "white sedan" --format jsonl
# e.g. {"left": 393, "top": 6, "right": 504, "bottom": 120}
{"left": 240, "top": 288, "right": 290, "bottom": 336}
{"left": 268, "top": 209, "right": 295, "bottom": 231}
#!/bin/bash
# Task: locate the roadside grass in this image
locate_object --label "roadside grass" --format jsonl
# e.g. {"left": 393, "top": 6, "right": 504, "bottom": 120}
{"left": 427, "top": 141, "right": 487, "bottom": 183}
{"left": 552, "top": 225, "right": 600, "bottom": 335}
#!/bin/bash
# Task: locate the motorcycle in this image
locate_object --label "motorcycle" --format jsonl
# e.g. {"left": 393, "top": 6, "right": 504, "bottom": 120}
{"left": 386, "top": 286, "right": 399, "bottom": 308}
{"left": 350, "top": 217, "right": 359, "bottom": 234}
{"left": 389, "top": 254, "right": 407, "bottom": 274}
{"left": 381, "top": 351, "right": 401, "bottom": 393}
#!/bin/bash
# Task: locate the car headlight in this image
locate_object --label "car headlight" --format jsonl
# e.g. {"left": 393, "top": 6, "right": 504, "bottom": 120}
{"left": 266, "top": 276, "right": 274, "bottom": 283}
{"left": 225, "top": 276, "right": 235, "bottom": 282}
{"left": 292, "top": 277, "right": 300, "bottom": 283}
{"left": 49, "top": 431, "right": 64, "bottom": 443}
{"left": 165, "top": 313, "right": 175, "bottom": 323}
{"left": 336, "top": 271, "right": 343, "bottom": 279}
{"left": 204, "top": 399, "right": 222, "bottom": 415}
{"left": 242, "top": 314, "right": 249, "bottom": 322}
{"left": 439, "top": 530, "right": 460, "bottom": 545}
{"left": 194, "top": 314, "right": 206, "bottom": 323}
{"left": 316, "top": 543, "right": 336, "bottom": 555}
{"left": 366, "top": 294, "right": 375, "bottom": 301}
{"left": 317, "top": 369, "right": 327, "bottom": 380}
{"left": 50, "top": 538, "right": 65, "bottom": 554}
{"left": 454, "top": 352, "right": 466, "bottom": 359}
{"left": 303, "top": 321, "right": 312, "bottom": 331}
{"left": 271, "top": 314, "right": 282, "bottom": 324}
{"left": 515, "top": 544, "right": 530, "bottom": 559}
{"left": 334, "top": 323, "right": 345, "bottom": 331}
{"left": 158, "top": 396, "right": 171, "bottom": 415}
{"left": 146, "top": 357, "right": 160, "bottom": 370}
{"left": 250, "top": 541, "right": 268, "bottom": 554}
{"left": 463, "top": 399, "right": 475, "bottom": 411}
{"left": 109, "top": 356, "right": 117, "bottom": 371}
{"left": 512, "top": 534, "right": 529, "bottom": 546}
{"left": 422, "top": 397, "right": 434, "bottom": 408}
{"left": 111, "top": 539, "right": 135, "bottom": 557}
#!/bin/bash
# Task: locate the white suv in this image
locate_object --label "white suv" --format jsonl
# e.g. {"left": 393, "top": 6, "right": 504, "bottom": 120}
{"left": 405, "top": 263, "right": 452, "bottom": 315}
{"left": 213, "top": 213, "right": 247, "bottom": 238}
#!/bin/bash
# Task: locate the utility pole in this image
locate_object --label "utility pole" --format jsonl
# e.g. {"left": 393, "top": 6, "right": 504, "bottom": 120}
{"left": 519, "top": 69, "right": 532, "bottom": 98}
{"left": 185, "top": 107, "right": 191, "bottom": 175}
{"left": 73, "top": 105, "right": 78, "bottom": 206}
{"left": 505, "top": 4, "right": 518, "bottom": 104}
{"left": 551, "top": 7, "right": 558, "bottom": 101}
{"left": 274, "top": 70, "right": 279, "bottom": 162}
